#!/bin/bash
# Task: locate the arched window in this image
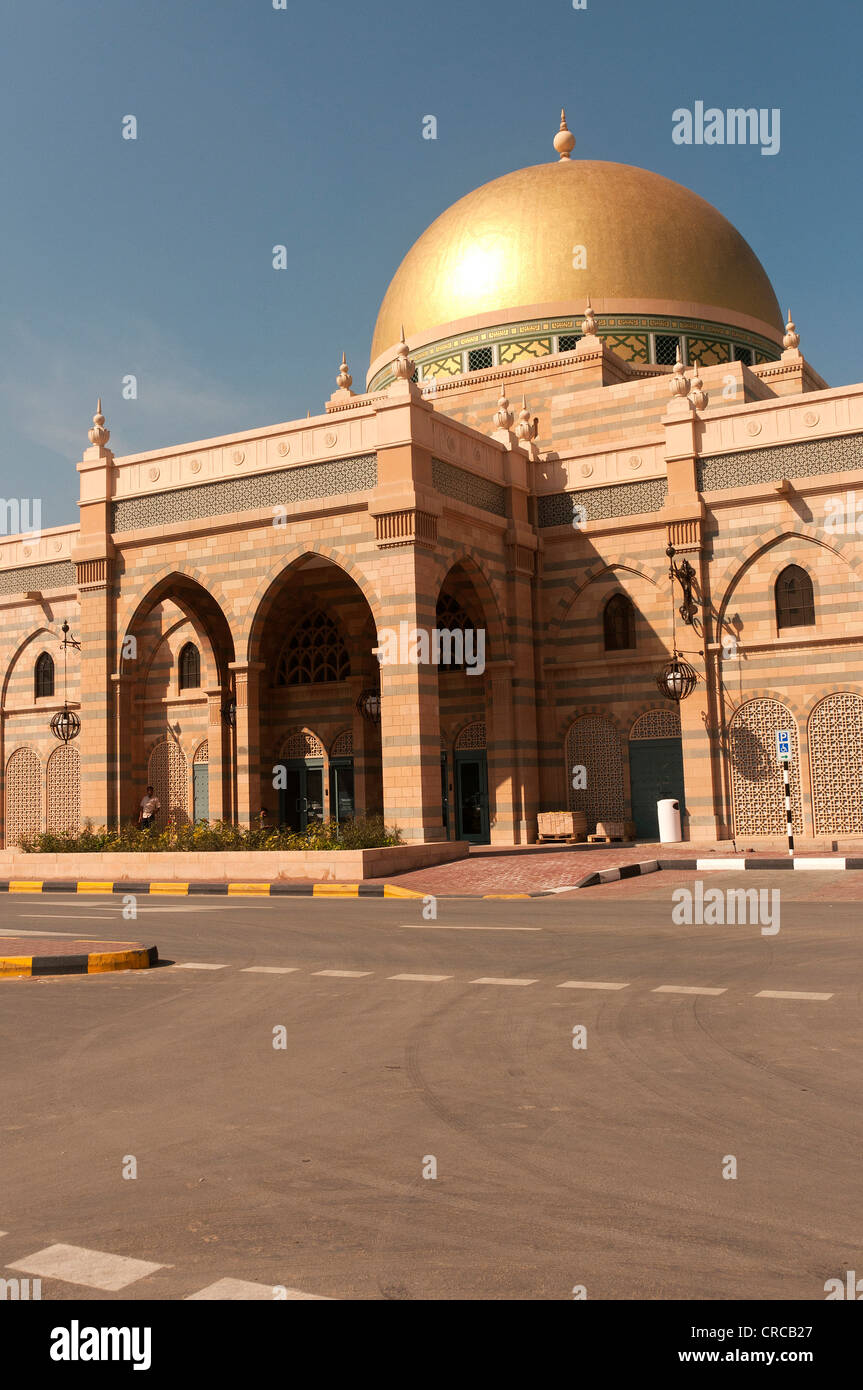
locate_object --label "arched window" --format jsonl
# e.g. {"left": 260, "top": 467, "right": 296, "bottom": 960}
{"left": 603, "top": 594, "right": 636, "bottom": 651}
{"left": 35, "top": 652, "right": 55, "bottom": 699}
{"left": 775, "top": 565, "right": 814, "bottom": 630}
{"left": 277, "top": 611, "right": 350, "bottom": 685}
{"left": 178, "top": 642, "right": 201, "bottom": 690}
{"left": 436, "top": 592, "right": 477, "bottom": 670}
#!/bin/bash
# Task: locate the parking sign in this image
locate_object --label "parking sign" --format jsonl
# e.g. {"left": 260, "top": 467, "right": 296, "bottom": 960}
{"left": 775, "top": 729, "right": 791, "bottom": 763}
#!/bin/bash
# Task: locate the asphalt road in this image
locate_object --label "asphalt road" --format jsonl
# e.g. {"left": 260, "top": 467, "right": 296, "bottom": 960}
{"left": 1, "top": 877, "right": 861, "bottom": 1301}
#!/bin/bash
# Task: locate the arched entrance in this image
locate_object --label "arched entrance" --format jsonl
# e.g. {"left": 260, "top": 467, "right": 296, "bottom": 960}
{"left": 728, "top": 698, "right": 802, "bottom": 837}
{"left": 274, "top": 730, "right": 325, "bottom": 831}
{"left": 809, "top": 692, "right": 863, "bottom": 835}
{"left": 565, "top": 715, "right": 625, "bottom": 833}
{"left": 628, "top": 708, "right": 685, "bottom": 839}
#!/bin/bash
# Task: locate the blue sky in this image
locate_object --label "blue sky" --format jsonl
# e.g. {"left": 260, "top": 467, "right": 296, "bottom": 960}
{"left": 0, "top": 0, "right": 859, "bottom": 526}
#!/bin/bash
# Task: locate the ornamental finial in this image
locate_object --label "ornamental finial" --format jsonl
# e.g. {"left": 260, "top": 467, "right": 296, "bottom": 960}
{"left": 336, "top": 352, "right": 353, "bottom": 390}
{"left": 669, "top": 346, "right": 690, "bottom": 398}
{"left": 88, "top": 397, "right": 110, "bottom": 446}
{"left": 516, "top": 394, "right": 534, "bottom": 442}
{"left": 783, "top": 310, "right": 800, "bottom": 351}
{"left": 493, "top": 389, "right": 514, "bottom": 431}
{"left": 393, "top": 324, "right": 415, "bottom": 381}
{"left": 553, "top": 108, "right": 576, "bottom": 161}
{"left": 689, "top": 359, "right": 708, "bottom": 412}
{"left": 582, "top": 297, "right": 597, "bottom": 337}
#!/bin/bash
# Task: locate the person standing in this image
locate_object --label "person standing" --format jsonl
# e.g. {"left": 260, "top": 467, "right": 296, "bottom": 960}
{"left": 138, "top": 785, "right": 161, "bottom": 830}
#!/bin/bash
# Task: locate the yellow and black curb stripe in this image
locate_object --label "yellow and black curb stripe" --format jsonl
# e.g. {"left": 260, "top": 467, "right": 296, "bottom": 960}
{"left": 0, "top": 944, "right": 158, "bottom": 977}
{"left": 0, "top": 880, "right": 545, "bottom": 900}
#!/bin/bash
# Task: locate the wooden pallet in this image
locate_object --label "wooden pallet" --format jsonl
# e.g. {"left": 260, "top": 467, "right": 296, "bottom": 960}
{"left": 537, "top": 833, "right": 587, "bottom": 844}
{"left": 587, "top": 834, "right": 634, "bottom": 845}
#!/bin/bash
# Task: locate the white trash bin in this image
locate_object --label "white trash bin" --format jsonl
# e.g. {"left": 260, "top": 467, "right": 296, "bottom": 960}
{"left": 657, "top": 798, "right": 682, "bottom": 843}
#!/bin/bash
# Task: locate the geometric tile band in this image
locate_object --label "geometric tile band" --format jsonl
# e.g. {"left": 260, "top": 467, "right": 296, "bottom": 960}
{"left": 697, "top": 431, "right": 863, "bottom": 492}
{"left": 0, "top": 560, "right": 76, "bottom": 596}
{"left": 431, "top": 458, "right": 507, "bottom": 517}
{"left": 111, "top": 454, "right": 378, "bottom": 533}
{"left": 538, "top": 478, "right": 668, "bottom": 527}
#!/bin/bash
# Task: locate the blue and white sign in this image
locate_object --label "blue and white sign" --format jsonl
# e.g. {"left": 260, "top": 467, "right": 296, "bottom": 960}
{"left": 775, "top": 729, "right": 792, "bottom": 763}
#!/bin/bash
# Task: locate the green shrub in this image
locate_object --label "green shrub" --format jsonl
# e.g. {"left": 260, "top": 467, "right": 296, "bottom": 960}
{"left": 18, "top": 815, "right": 403, "bottom": 854}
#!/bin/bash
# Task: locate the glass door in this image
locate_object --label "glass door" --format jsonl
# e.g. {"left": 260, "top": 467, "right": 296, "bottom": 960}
{"left": 276, "top": 761, "right": 324, "bottom": 831}
{"left": 455, "top": 752, "right": 489, "bottom": 844}
{"left": 329, "top": 760, "right": 355, "bottom": 824}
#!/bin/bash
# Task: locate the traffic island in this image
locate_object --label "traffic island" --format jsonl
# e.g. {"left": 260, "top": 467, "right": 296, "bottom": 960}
{"left": 0, "top": 938, "right": 158, "bottom": 978}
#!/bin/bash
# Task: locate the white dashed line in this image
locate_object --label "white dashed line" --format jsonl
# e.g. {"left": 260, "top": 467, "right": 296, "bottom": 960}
{"left": 387, "top": 973, "right": 452, "bottom": 982}
{"left": 470, "top": 977, "right": 538, "bottom": 987}
{"left": 652, "top": 985, "right": 727, "bottom": 996}
{"left": 9, "top": 1244, "right": 167, "bottom": 1292}
{"left": 240, "top": 966, "right": 299, "bottom": 974}
{"left": 755, "top": 989, "right": 834, "bottom": 1001}
{"left": 186, "top": 1278, "right": 329, "bottom": 1301}
{"left": 174, "top": 962, "right": 229, "bottom": 971}
{"left": 557, "top": 980, "right": 630, "bottom": 990}
{"left": 313, "top": 969, "right": 373, "bottom": 978}
{"left": 397, "top": 924, "right": 541, "bottom": 931}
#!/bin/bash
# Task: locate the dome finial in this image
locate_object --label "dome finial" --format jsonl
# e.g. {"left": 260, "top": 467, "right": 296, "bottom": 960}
{"left": 492, "top": 388, "right": 514, "bottom": 432}
{"left": 783, "top": 309, "right": 800, "bottom": 351}
{"left": 582, "top": 297, "right": 597, "bottom": 337}
{"left": 669, "top": 345, "right": 690, "bottom": 398}
{"left": 516, "top": 394, "right": 533, "bottom": 442}
{"left": 336, "top": 351, "right": 353, "bottom": 391}
{"left": 553, "top": 107, "right": 576, "bottom": 161}
{"left": 88, "top": 396, "right": 110, "bottom": 447}
{"left": 689, "top": 359, "right": 708, "bottom": 412}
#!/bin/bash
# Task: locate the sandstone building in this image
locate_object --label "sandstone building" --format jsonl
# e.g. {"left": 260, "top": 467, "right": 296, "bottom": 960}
{"left": 2, "top": 113, "right": 862, "bottom": 847}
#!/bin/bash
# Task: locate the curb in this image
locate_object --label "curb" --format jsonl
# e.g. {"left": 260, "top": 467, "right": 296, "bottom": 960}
{"left": 0, "top": 944, "right": 158, "bottom": 978}
{"left": 0, "top": 880, "right": 553, "bottom": 901}
{"left": 574, "top": 856, "right": 863, "bottom": 888}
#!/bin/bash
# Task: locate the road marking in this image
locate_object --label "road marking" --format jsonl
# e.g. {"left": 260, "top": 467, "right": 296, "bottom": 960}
{"left": 471, "top": 976, "right": 538, "bottom": 987}
{"left": 397, "top": 924, "right": 541, "bottom": 932}
{"left": 387, "top": 973, "right": 453, "bottom": 982}
{"left": 557, "top": 980, "right": 630, "bottom": 990}
{"left": 186, "top": 1278, "right": 329, "bottom": 1300}
{"left": 13, "top": 918, "right": 119, "bottom": 926}
{"left": 653, "top": 984, "right": 727, "bottom": 996}
{"left": 792, "top": 858, "right": 844, "bottom": 871}
{"left": 755, "top": 989, "right": 834, "bottom": 1001}
{"left": 8, "top": 1243, "right": 166, "bottom": 1292}
{"left": 174, "top": 962, "right": 229, "bottom": 971}
{"left": 241, "top": 966, "right": 300, "bottom": 974}
{"left": 313, "top": 969, "right": 373, "bottom": 978}
{"left": 695, "top": 858, "right": 746, "bottom": 871}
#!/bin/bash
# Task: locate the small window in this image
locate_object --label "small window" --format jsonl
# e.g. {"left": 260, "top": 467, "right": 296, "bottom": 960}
{"left": 35, "top": 652, "right": 55, "bottom": 699}
{"left": 467, "top": 347, "right": 493, "bottom": 372}
{"left": 775, "top": 565, "right": 814, "bottom": 630}
{"left": 558, "top": 333, "right": 581, "bottom": 353}
{"left": 603, "top": 594, "right": 636, "bottom": 651}
{"left": 178, "top": 642, "right": 201, "bottom": 690}
{"left": 734, "top": 345, "right": 753, "bottom": 366}
{"left": 655, "top": 334, "right": 681, "bottom": 366}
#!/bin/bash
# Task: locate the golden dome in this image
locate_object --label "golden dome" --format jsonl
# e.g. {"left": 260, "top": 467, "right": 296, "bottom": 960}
{"left": 369, "top": 158, "right": 783, "bottom": 371}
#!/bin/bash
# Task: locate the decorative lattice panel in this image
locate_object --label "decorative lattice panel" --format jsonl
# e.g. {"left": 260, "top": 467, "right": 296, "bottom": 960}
{"left": 499, "top": 338, "right": 551, "bottom": 364}
{"left": 431, "top": 458, "right": 507, "bottom": 517}
{"left": 630, "top": 709, "right": 681, "bottom": 741}
{"left": 455, "top": 721, "right": 486, "bottom": 751}
{"left": 603, "top": 333, "right": 649, "bottom": 364}
{"left": 538, "top": 479, "right": 668, "bottom": 528}
{"left": 5, "top": 747, "right": 43, "bottom": 845}
{"left": 685, "top": 336, "right": 731, "bottom": 366}
{"left": 809, "top": 692, "right": 863, "bottom": 835}
{"left": 193, "top": 741, "right": 209, "bottom": 764}
{"left": 278, "top": 611, "right": 350, "bottom": 685}
{"left": 46, "top": 745, "right": 80, "bottom": 837}
{"left": 565, "top": 717, "right": 626, "bottom": 828}
{"left": 331, "top": 730, "right": 353, "bottom": 757}
{"left": 0, "top": 561, "right": 76, "bottom": 597}
{"left": 698, "top": 433, "right": 863, "bottom": 492}
{"left": 728, "top": 700, "right": 802, "bottom": 836}
{"left": 111, "top": 454, "right": 377, "bottom": 532}
{"left": 281, "top": 731, "right": 325, "bottom": 760}
{"left": 147, "top": 739, "right": 189, "bottom": 827}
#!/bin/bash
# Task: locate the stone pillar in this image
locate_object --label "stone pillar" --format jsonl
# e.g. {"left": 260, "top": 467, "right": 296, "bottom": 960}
{"left": 72, "top": 404, "right": 117, "bottom": 830}
{"left": 206, "top": 688, "right": 226, "bottom": 823}
{"left": 112, "top": 673, "right": 135, "bottom": 825}
{"left": 487, "top": 662, "right": 515, "bottom": 843}
{"left": 230, "top": 661, "right": 264, "bottom": 826}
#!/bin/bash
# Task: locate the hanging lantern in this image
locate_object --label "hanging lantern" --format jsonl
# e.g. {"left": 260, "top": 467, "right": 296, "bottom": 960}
{"left": 51, "top": 706, "right": 81, "bottom": 743}
{"left": 356, "top": 688, "right": 381, "bottom": 724}
{"left": 656, "top": 655, "right": 698, "bottom": 702}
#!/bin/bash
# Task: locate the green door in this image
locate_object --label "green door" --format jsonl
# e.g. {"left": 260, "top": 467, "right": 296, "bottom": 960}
{"left": 276, "top": 760, "right": 324, "bottom": 831}
{"left": 628, "top": 738, "right": 686, "bottom": 839}
{"left": 193, "top": 763, "right": 209, "bottom": 823}
{"left": 455, "top": 752, "right": 489, "bottom": 844}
